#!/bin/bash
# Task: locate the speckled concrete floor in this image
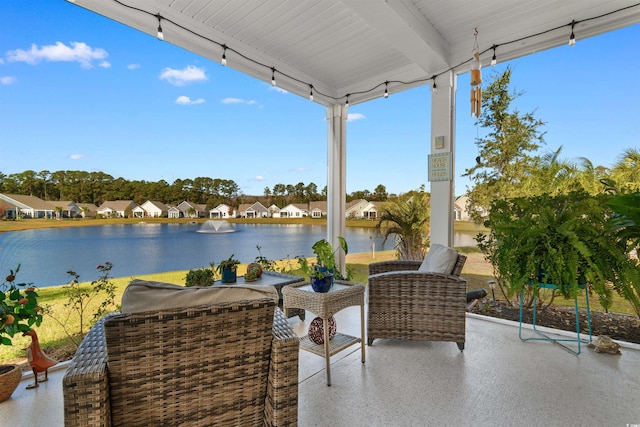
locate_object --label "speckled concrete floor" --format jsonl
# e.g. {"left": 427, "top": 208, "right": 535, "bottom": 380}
{"left": 2, "top": 308, "right": 639, "bottom": 427}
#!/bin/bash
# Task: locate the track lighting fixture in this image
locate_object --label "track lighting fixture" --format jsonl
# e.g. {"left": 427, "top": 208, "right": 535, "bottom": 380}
{"left": 309, "top": 85, "right": 314, "bottom": 101}
{"left": 384, "top": 81, "right": 389, "bottom": 98}
{"left": 491, "top": 45, "right": 497, "bottom": 66}
{"left": 271, "top": 68, "right": 276, "bottom": 86}
{"left": 221, "top": 45, "right": 227, "bottom": 66}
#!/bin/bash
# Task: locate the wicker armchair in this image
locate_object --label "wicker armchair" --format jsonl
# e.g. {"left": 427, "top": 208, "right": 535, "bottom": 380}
{"left": 367, "top": 253, "right": 468, "bottom": 350}
{"left": 63, "top": 300, "right": 299, "bottom": 427}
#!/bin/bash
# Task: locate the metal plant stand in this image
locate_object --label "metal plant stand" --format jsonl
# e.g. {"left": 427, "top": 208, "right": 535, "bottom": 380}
{"left": 519, "top": 282, "right": 592, "bottom": 355}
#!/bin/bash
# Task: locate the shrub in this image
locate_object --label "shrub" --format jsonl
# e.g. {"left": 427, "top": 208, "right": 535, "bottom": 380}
{"left": 0, "top": 265, "right": 43, "bottom": 346}
{"left": 185, "top": 264, "right": 216, "bottom": 287}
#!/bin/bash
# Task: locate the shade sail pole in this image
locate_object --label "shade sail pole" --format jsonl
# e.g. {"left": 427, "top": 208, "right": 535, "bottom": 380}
{"left": 326, "top": 104, "right": 348, "bottom": 276}
{"left": 430, "top": 71, "right": 456, "bottom": 247}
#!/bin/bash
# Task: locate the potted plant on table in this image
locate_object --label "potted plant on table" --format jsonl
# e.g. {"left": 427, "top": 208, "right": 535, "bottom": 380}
{"left": 297, "top": 237, "right": 350, "bottom": 293}
{"left": 216, "top": 254, "right": 241, "bottom": 283}
{"left": 185, "top": 262, "right": 216, "bottom": 287}
{"left": 1, "top": 265, "right": 43, "bottom": 402}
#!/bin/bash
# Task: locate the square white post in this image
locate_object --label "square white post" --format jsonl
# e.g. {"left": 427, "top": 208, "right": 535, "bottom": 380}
{"left": 430, "top": 71, "right": 457, "bottom": 247}
{"left": 326, "top": 104, "right": 348, "bottom": 275}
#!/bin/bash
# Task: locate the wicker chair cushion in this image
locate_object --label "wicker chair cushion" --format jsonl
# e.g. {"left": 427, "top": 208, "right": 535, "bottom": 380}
{"left": 121, "top": 279, "right": 278, "bottom": 313}
{"left": 418, "top": 244, "right": 459, "bottom": 274}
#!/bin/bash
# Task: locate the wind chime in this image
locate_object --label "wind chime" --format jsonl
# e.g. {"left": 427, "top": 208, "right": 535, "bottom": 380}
{"left": 470, "top": 28, "right": 482, "bottom": 118}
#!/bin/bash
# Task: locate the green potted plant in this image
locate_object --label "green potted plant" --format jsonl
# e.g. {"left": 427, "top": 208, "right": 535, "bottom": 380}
{"left": 185, "top": 263, "right": 216, "bottom": 287}
{"left": 297, "top": 237, "right": 350, "bottom": 292}
{"left": 216, "top": 254, "right": 241, "bottom": 283}
{"left": 479, "top": 192, "right": 638, "bottom": 312}
{"left": 1, "top": 265, "right": 43, "bottom": 401}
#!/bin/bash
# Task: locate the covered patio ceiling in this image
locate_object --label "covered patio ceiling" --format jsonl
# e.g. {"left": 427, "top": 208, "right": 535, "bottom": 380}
{"left": 69, "top": 0, "right": 640, "bottom": 107}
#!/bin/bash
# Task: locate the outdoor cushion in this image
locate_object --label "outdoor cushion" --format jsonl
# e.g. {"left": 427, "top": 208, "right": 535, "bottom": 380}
{"left": 121, "top": 279, "right": 279, "bottom": 313}
{"left": 418, "top": 244, "right": 459, "bottom": 274}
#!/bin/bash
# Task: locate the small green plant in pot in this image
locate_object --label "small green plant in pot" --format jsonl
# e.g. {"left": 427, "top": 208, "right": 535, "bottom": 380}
{"left": 185, "top": 263, "right": 216, "bottom": 287}
{"left": 297, "top": 237, "right": 350, "bottom": 292}
{"left": 216, "top": 254, "right": 241, "bottom": 283}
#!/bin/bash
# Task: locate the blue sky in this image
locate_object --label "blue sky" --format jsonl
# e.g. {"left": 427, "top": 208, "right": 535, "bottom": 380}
{"left": 1, "top": 1, "right": 638, "bottom": 197}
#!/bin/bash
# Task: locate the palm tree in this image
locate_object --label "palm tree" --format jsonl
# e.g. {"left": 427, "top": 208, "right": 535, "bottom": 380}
{"left": 521, "top": 147, "right": 577, "bottom": 196}
{"left": 607, "top": 192, "right": 640, "bottom": 254}
{"left": 574, "top": 157, "right": 609, "bottom": 195}
{"left": 609, "top": 148, "right": 640, "bottom": 191}
{"left": 375, "top": 190, "right": 430, "bottom": 260}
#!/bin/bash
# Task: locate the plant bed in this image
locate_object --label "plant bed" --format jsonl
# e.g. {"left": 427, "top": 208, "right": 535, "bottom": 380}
{"left": 470, "top": 299, "right": 640, "bottom": 345}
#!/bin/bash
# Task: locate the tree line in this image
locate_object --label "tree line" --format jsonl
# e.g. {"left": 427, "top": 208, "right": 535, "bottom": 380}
{"left": 0, "top": 170, "right": 390, "bottom": 209}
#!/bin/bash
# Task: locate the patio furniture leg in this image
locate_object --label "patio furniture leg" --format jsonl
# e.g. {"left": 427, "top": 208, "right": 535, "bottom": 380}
{"left": 360, "top": 303, "right": 366, "bottom": 363}
{"left": 324, "top": 317, "right": 331, "bottom": 386}
{"left": 519, "top": 284, "right": 592, "bottom": 355}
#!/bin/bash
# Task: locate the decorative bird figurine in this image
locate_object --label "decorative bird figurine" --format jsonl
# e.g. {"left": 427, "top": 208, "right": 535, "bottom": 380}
{"left": 22, "top": 330, "right": 58, "bottom": 389}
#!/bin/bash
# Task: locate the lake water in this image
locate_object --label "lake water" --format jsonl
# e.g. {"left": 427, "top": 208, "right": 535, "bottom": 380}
{"left": 0, "top": 223, "right": 478, "bottom": 288}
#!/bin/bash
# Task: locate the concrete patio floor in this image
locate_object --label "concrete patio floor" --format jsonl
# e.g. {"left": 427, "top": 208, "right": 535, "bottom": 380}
{"left": 2, "top": 306, "right": 639, "bottom": 427}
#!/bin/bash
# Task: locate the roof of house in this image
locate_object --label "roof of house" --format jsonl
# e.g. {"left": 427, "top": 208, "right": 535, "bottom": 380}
{"left": 280, "top": 204, "right": 306, "bottom": 212}
{"left": 143, "top": 200, "right": 170, "bottom": 211}
{"left": 0, "top": 194, "right": 54, "bottom": 210}
{"left": 179, "top": 201, "right": 207, "bottom": 211}
{"left": 308, "top": 201, "right": 327, "bottom": 211}
{"left": 97, "top": 200, "right": 136, "bottom": 211}
{"left": 51, "top": 201, "right": 78, "bottom": 209}
{"left": 238, "top": 201, "right": 269, "bottom": 212}
{"left": 76, "top": 203, "right": 98, "bottom": 211}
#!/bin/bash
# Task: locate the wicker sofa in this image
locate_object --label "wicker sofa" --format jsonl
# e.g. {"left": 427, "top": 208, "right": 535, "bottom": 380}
{"left": 63, "top": 283, "right": 299, "bottom": 427}
{"left": 367, "top": 250, "right": 468, "bottom": 350}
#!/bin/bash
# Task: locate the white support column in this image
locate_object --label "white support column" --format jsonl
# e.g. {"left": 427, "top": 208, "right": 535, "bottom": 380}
{"left": 429, "top": 71, "right": 457, "bottom": 247}
{"left": 326, "top": 104, "right": 348, "bottom": 276}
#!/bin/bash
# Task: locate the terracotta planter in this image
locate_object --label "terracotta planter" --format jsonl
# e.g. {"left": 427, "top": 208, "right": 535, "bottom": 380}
{"left": 0, "top": 364, "right": 22, "bottom": 403}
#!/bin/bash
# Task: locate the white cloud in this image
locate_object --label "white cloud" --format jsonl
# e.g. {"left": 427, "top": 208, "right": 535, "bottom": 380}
{"left": 221, "top": 97, "right": 258, "bottom": 105}
{"left": 0, "top": 76, "right": 16, "bottom": 85}
{"left": 6, "top": 42, "right": 108, "bottom": 69}
{"left": 221, "top": 98, "right": 244, "bottom": 104}
{"left": 347, "top": 113, "right": 365, "bottom": 122}
{"left": 176, "top": 96, "right": 205, "bottom": 105}
{"left": 99, "top": 61, "right": 111, "bottom": 68}
{"left": 127, "top": 64, "right": 140, "bottom": 70}
{"left": 291, "top": 167, "right": 309, "bottom": 172}
{"left": 69, "top": 154, "right": 85, "bottom": 160}
{"left": 254, "top": 175, "right": 265, "bottom": 181}
{"left": 159, "top": 65, "right": 207, "bottom": 86}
